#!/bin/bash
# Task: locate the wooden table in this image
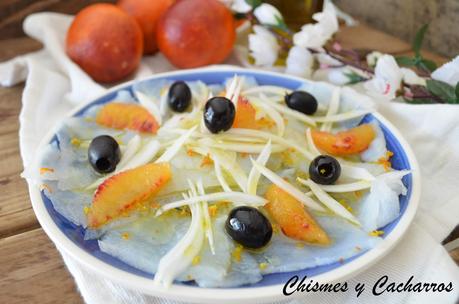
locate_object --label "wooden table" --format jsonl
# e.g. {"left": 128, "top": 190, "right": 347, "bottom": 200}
{"left": 0, "top": 24, "right": 457, "bottom": 304}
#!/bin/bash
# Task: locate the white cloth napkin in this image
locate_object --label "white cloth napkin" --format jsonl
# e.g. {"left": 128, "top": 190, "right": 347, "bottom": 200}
{"left": 1, "top": 12, "right": 458, "bottom": 304}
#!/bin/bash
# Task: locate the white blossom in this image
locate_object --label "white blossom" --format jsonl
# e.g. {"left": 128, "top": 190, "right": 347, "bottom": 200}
{"left": 364, "top": 55, "right": 403, "bottom": 99}
{"left": 431, "top": 55, "right": 459, "bottom": 86}
{"left": 315, "top": 53, "right": 342, "bottom": 68}
{"left": 366, "top": 51, "right": 384, "bottom": 67}
{"left": 228, "top": 0, "right": 252, "bottom": 13}
{"left": 285, "top": 46, "right": 313, "bottom": 78}
{"left": 328, "top": 68, "right": 353, "bottom": 85}
{"left": 292, "top": 1, "right": 338, "bottom": 49}
{"left": 248, "top": 25, "right": 280, "bottom": 67}
{"left": 326, "top": 0, "right": 357, "bottom": 26}
{"left": 253, "top": 3, "right": 284, "bottom": 27}
{"left": 401, "top": 68, "right": 426, "bottom": 86}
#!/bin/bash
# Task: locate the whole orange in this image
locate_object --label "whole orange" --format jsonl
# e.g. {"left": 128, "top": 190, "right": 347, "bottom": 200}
{"left": 118, "top": 0, "right": 175, "bottom": 54}
{"left": 156, "top": 0, "right": 236, "bottom": 68}
{"left": 66, "top": 4, "right": 143, "bottom": 83}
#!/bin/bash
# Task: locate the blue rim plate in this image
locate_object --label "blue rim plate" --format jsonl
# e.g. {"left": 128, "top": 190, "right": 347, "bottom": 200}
{"left": 28, "top": 67, "right": 421, "bottom": 303}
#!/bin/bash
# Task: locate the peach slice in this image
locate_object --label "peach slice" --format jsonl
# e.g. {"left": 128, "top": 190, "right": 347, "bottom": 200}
{"left": 87, "top": 162, "right": 171, "bottom": 228}
{"left": 265, "top": 184, "right": 330, "bottom": 245}
{"left": 311, "top": 124, "right": 376, "bottom": 156}
{"left": 232, "top": 97, "right": 261, "bottom": 130}
{"left": 96, "top": 103, "right": 159, "bottom": 134}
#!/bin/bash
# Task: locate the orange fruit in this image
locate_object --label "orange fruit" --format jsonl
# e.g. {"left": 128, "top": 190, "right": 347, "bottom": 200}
{"left": 157, "top": 0, "right": 236, "bottom": 68}
{"left": 118, "top": 0, "right": 175, "bottom": 54}
{"left": 66, "top": 4, "right": 143, "bottom": 83}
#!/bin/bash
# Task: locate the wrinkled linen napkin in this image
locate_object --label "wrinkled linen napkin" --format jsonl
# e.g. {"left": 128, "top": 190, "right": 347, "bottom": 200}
{"left": 1, "top": 12, "right": 458, "bottom": 304}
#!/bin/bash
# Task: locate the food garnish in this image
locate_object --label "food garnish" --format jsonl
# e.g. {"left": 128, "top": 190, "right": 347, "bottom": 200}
{"left": 225, "top": 206, "right": 273, "bottom": 249}
{"left": 88, "top": 135, "right": 121, "bottom": 174}
{"left": 88, "top": 162, "right": 171, "bottom": 228}
{"left": 168, "top": 81, "right": 192, "bottom": 113}
{"left": 284, "top": 90, "right": 318, "bottom": 115}
{"left": 96, "top": 103, "right": 159, "bottom": 134}
{"left": 309, "top": 155, "right": 341, "bottom": 185}
{"left": 203, "top": 97, "right": 236, "bottom": 133}
{"left": 265, "top": 185, "right": 330, "bottom": 245}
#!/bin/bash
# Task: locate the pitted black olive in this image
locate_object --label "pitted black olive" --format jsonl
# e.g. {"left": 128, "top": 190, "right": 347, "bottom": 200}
{"left": 309, "top": 155, "right": 341, "bottom": 185}
{"left": 88, "top": 135, "right": 121, "bottom": 174}
{"left": 225, "top": 206, "right": 272, "bottom": 249}
{"left": 285, "top": 91, "right": 318, "bottom": 115}
{"left": 168, "top": 81, "right": 192, "bottom": 112}
{"left": 203, "top": 96, "right": 235, "bottom": 133}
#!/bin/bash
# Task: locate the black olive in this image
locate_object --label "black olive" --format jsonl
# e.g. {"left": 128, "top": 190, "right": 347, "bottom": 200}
{"left": 88, "top": 135, "right": 121, "bottom": 174}
{"left": 168, "top": 81, "right": 192, "bottom": 112}
{"left": 225, "top": 206, "right": 272, "bottom": 249}
{"left": 285, "top": 91, "right": 318, "bottom": 115}
{"left": 309, "top": 155, "right": 341, "bottom": 185}
{"left": 203, "top": 96, "right": 235, "bottom": 133}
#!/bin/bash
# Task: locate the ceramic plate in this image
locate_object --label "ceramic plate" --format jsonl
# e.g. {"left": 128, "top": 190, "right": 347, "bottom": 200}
{"left": 28, "top": 67, "right": 420, "bottom": 303}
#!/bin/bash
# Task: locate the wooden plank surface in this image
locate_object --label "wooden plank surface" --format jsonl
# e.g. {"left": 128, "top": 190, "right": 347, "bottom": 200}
{"left": 0, "top": 23, "right": 456, "bottom": 304}
{"left": 0, "top": 228, "right": 81, "bottom": 304}
{"left": 0, "top": 83, "right": 41, "bottom": 238}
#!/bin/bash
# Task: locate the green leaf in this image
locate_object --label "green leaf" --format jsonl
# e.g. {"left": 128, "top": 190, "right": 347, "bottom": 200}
{"left": 418, "top": 59, "right": 437, "bottom": 72}
{"left": 426, "top": 79, "right": 457, "bottom": 103}
{"left": 246, "top": 0, "right": 262, "bottom": 8}
{"left": 274, "top": 15, "right": 289, "bottom": 31}
{"left": 344, "top": 71, "right": 367, "bottom": 85}
{"left": 413, "top": 24, "right": 429, "bottom": 56}
{"left": 455, "top": 82, "right": 459, "bottom": 99}
{"left": 396, "top": 56, "right": 416, "bottom": 67}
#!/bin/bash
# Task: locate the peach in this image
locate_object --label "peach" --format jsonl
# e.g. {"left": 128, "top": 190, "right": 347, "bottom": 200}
{"left": 232, "top": 97, "right": 261, "bottom": 129}
{"left": 96, "top": 103, "right": 159, "bottom": 134}
{"left": 66, "top": 4, "right": 143, "bottom": 83}
{"left": 265, "top": 185, "right": 330, "bottom": 245}
{"left": 118, "top": 0, "right": 175, "bottom": 54}
{"left": 157, "top": 0, "right": 236, "bottom": 68}
{"left": 88, "top": 162, "right": 171, "bottom": 228}
{"left": 311, "top": 124, "right": 376, "bottom": 156}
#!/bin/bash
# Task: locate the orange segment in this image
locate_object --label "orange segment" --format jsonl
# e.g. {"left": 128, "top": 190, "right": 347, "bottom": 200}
{"left": 311, "top": 124, "right": 376, "bottom": 156}
{"left": 265, "top": 185, "right": 330, "bottom": 245}
{"left": 232, "top": 97, "right": 261, "bottom": 130}
{"left": 96, "top": 103, "right": 159, "bottom": 134}
{"left": 88, "top": 162, "right": 171, "bottom": 228}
